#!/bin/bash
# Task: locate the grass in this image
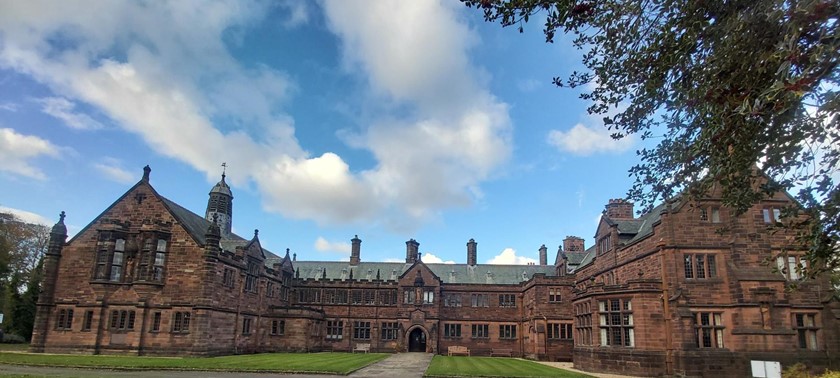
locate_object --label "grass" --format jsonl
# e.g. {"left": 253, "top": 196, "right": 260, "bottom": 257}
{"left": 0, "top": 351, "right": 388, "bottom": 374}
{"left": 425, "top": 356, "right": 595, "bottom": 378}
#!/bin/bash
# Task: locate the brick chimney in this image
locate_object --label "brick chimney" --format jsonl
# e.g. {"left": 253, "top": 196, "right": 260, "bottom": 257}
{"left": 539, "top": 244, "right": 548, "bottom": 265}
{"left": 563, "top": 236, "right": 585, "bottom": 252}
{"left": 467, "top": 238, "right": 477, "bottom": 266}
{"left": 406, "top": 239, "right": 419, "bottom": 264}
{"left": 605, "top": 198, "right": 634, "bottom": 219}
{"left": 350, "top": 235, "right": 361, "bottom": 266}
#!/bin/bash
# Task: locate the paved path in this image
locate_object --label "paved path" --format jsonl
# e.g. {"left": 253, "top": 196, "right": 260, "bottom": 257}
{"left": 349, "top": 353, "right": 432, "bottom": 378}
{"left": 0, "top": 353, "right": 433, "bottom": 378}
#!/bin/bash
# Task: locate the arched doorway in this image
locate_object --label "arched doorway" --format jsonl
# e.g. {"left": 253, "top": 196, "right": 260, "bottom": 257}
{"left": 408, "top": 327, "right": 427, "bottom": 352}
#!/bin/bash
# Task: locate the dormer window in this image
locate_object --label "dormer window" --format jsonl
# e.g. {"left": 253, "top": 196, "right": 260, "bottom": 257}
{"left": 597, "top": 235, "right": 612, "bottom": 255}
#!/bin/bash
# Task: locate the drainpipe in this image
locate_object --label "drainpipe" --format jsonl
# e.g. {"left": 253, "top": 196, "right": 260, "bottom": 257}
{"left": 542, "top": 315, "right": 548, "bottom": 360}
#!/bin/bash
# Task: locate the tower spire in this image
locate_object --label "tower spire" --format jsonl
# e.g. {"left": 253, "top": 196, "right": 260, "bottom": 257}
{"left": 205, "top": 163, "right": 233, "bottom": 239}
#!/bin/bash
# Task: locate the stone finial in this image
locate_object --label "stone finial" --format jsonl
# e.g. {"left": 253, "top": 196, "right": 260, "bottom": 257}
{"left": 254, "top": 229, "right": 259, "bottom": 237}
{"left": 51, "top": 211, "right": 68, "bottom": 236}
{"left": 142, "top": 165, "right": 151, "bottom": 182}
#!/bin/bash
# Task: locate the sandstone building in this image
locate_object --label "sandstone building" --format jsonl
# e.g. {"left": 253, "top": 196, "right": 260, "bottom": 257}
{"left": 31, "top": 166, "right": 839, "bottom": 377}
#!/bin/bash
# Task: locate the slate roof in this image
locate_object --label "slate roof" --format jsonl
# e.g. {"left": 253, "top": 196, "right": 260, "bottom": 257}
{"left": 292, "top": 261, "right": 557, "bottom": 285}
{"left": 565, "top": 251, "right": 589, "bottom": 266}
{"left": 575, "top": 246, "right": 597, "bottom": 270}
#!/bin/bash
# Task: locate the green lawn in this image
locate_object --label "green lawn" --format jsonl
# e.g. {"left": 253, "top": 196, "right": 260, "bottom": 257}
{"left": 0, "top": 351, "right": 387, "bottom": 374}
{"left": 425, "top": 356, "right": 594, "bottom": 378}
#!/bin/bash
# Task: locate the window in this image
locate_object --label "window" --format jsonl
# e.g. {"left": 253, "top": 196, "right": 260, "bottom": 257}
{"left": 444, "top": 293, "right": 462, "bottom": 307}
{"left": 172, "top": 311, "right": 190, "bottom": 333}
{"left": 364, "top": 290, "right": 376, "bottom": 305}
{"left": 498, "top": 294, "right": 516, "bottom": 307}
{"left": 700, "top": 206, "right": 722, "bottom": 223}
{"left": 111, "top": 239, "right": 125, "bottom": 281}
{"left": 324, "top": 289, "right": 336, "bottom": 304}
{"left": 423, "top": 290, "right": 435, "bottom": 304}
{"left": 109, "top": 310, "right": 135, "bottom": 331}
{"left": 700, "top": 206, "right": 720, "bottom": 223}
{"left": 271, "top": 320, "right": 285, "bottom": 336}
{"left": 694, "top": 312, "right": 724, "bottom": 348}
{"left": 548, "top": 323, "right": 573, "bottom": 340}
{"left": 597, "top": 235, "right": 612, "bottom": 255}
{"left": 56, "top": 308, "right": 74, "bottom": 330}
{"left": 326, "top": 320, "right": 344, "bottom": 340}
{"left": 353, "top": 321, "right": 371, "bottom": 340}
{"left": 266, "top": 282, "right": 275, "bottom": 298}
{"left": 548, "top": 288, "right": 561, "bottom": 303}
{"left": 794, "top": 313, "right": 818, "bottom": 350}
{"left": 381, "top": 322, "right": 398, "bottom": 340}
{"left": 776, "top": 254, "right": 808, "bottom": 280}
{"left": 298, "top": 288, "right": 322, "bottom": 303}
{"left": 242, "top": 317, "right": 252, "bottom": 335}
{"left": 599, "top": 299, "right": 634, "bottom": 347}
{"left": 763, "top": 207, "right": 782, "bottom": 223}
{"left": 151, "top": 312, "right": 161, "bottom": 332}
{"left": 499, "top": 324, "right": 517, "bottom": 339}
{"left": 379, "top": 289, "right": 397, "bottom": 305}
{"left": 335, "top": 289, "right": 348, "bottom": 304}
{"left": 684, "top": 254, "right": 718, "bottom": 279}
{"left": 575, "top": 302, "right": 593, "bottom": 345}
{"left": 223, "top": 268, "right": 235, "bottom": 288}
{"left": 352, "top": 289, "right": 363, "bottom": 305}
{"left": 471, "top": 294, "right": 489, "bottom": 307}
{"left": 152, "top": 239, "right": 167, "bottom": 281}
{"left": 471, "top": 324, "right": 489, "bottom": 339}
{"left": 81, "top": 310, "right": 93, "bottom": 331}
{"left": 444, "top": 324, "right": 461, "bottom": 338}
{"left": 245, "top": 259, "right": 259, "bottom": 293}
{"left": 403, "top": 288, "right": 416, "bottom": 304}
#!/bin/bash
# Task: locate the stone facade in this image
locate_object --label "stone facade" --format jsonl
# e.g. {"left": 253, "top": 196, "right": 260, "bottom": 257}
{"left": 30, "top": 167, "right": 839, "bottom": 377}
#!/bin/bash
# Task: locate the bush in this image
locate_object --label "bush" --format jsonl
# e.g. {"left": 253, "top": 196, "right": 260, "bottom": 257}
{"left": 1, "top": 333, "right": 26, "bottom": 344}
{"left": 783, "top": 363, "right": 840, "bottom": 378}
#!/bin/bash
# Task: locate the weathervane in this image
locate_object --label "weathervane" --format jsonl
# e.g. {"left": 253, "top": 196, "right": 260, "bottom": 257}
{"left": 221, "top": 162, "right": 227, "bottom": 178}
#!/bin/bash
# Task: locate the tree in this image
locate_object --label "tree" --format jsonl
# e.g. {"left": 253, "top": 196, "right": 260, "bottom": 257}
{"left": 465, "top": 0, "right": 839, "bottom": 277}
{"left": 0, "top": 213, "right": 49, "bottom": 339}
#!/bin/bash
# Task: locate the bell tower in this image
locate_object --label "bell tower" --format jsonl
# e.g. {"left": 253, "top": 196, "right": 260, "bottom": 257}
{"left": 205, "top": 164, "right": 233, "bottom": 239}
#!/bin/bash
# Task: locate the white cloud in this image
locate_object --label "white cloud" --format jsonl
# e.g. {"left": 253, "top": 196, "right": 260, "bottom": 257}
{"left": 277, "top": 0, "right": 309, "bottom": 28}
{"left": 547, "top": 123, "right": 634, "bottom": 156}
{"left": 93, "top": 157, "right": 135, "bottom": 184}
{"left": 37, "top": 97, "right": 105, "bottom": 130}
{"left": 486, "top": 248, "right": 538, "bottom": 265}
{"left": 0, "top": 102, "right": 19, "bottom": 112}
{"left": 0, "top": 206, "right": 53, "bottom": 225}
{"left": 0, "top": 1, "right": 512, "bottom": 230}
{"left": 314, "top": 237, "right": 351, "bottom": 255}
{"left": 517, "top": 78, "right": 542, "bottom": 92}
{"left": 422, "top": 252, "right": 455, "bottom": 264}
{"left": 0, "top": 128, "right": 59, "bottom": 179}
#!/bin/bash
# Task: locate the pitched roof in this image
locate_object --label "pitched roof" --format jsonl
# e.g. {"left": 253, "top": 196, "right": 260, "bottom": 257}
{"left": 292, "top": 261, "right": 557, "bottom": 285}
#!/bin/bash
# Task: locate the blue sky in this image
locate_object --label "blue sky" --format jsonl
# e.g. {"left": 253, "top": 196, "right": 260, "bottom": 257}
{"left": 0, "top": 1, "right": 642, "bottom": 265}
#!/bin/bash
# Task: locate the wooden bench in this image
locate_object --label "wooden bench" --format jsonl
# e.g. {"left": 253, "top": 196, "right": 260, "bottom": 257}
{"left": 490, "top": 348, "right": 513, "bottom": 357}
{"left": 447, "top": 345, "right": 470, "bottom": 356}
{"left": 352, "top": 343, "right": 371, "bottom": 353}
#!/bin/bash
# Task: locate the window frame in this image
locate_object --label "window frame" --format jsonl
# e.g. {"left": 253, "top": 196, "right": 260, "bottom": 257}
{"left": 598, "top": 298, "right": 634, "bottom": 347}
{"left": 56, "top": 308, "right": 74, "bottom": 330}
{"left": 499, "top": 324, "right": 517, "bottom": 340}
{"left": 353, "top": 321, "right": 371, "bottom": 340}
{"left": 271, "top": 320, "right": 285, "bottom": 336}
{"left": 326, "top": 320, "right": 344, "bottom": 340}
{"left": 381, "top": 322, "right": 399, "bottom": 340}
{"left": 172, "top": 311, "right": 191, "bottom": 334}
{"left": 694, "top": 312, "right": 725, "bottom": 349}
{"left": 444, "top": 323, "right": 462, "bottom": 338}
{"left": 684, "top": 253, "right": 719, "bottom": 279}
{"left": 471, "top": 324, "right": 489, "bottom": 339}
{"left": 548, "top": 323, "right": 573, "bottom": 340}
{"left": 793, "top": 313, "right": 819, "bottom": 350}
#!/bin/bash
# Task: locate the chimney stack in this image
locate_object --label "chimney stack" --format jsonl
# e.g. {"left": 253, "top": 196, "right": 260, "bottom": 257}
{"left": 605, "top": 198, "right": 634, "bottom": 219}
{"left": 350, "top": 235, "right": 361, "bottom": 266}
{"left": 467, "top": 238, "right": 477, "bottom": 266}
{"left": 563, "top": 236, "right": 585, "bottom": 252}
{"left": 406, "top": 239, "right": 419, "bottom": 264}
{"left": 539, "top": 244, "right": 548, "bottom": 265}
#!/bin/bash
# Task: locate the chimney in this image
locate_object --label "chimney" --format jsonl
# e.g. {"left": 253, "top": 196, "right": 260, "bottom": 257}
{"left": 539, "top": 244, "right": 548, "bottom": 265}
{"left": 350, "top": 235, "right": 361, "bottom": 266}
{"left": 605, "top": 198, "right": 634, "bottom": 219}
{"left": 467, "top": 238, "right": 477, "bottom": 266}
{"left": 406, "top": 239, "right": 419, "bottom": 264}
{"left": 563, "top": 236, "right": 585, "bottom": 252}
